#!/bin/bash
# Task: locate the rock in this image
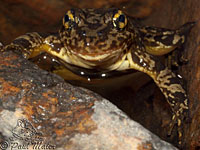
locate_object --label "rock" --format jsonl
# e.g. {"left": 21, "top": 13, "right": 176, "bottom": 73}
{"left": 0, "top": 51, "right": 178, "bottom": 150}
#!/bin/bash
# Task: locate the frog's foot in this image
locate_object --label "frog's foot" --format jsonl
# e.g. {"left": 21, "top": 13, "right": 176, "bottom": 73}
{"left": 168, "top": 104, "right": 189, "bottom": 145}
{"left": 165, "top": 49, "right": 189, "bottom": 70}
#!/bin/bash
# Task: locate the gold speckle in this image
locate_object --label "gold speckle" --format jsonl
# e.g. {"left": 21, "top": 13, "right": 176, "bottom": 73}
{"left": 177, "top": 119, "right": 181, "bottom": 126}
{"left": 163, "top": 31, "right": 173, "bottom": 35}
{"left": 172, "top": 35, "right": 181, "bottom": 45}
{"left": 161, "top": 36, "right": 168, "bottom": 40}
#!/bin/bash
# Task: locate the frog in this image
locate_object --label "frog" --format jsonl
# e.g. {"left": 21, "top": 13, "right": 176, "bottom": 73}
{"left": 2, "top": 8, "right": 195, "bottom": 145}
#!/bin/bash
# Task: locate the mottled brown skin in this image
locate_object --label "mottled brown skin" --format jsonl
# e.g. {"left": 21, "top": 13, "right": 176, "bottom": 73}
{"left": 2, "top": 8, "right": 195, "bottom": 144}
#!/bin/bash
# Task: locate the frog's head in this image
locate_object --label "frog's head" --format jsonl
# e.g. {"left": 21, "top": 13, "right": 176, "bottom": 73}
{"left": 59, "top": 8, "right": 134, "bottom": 68}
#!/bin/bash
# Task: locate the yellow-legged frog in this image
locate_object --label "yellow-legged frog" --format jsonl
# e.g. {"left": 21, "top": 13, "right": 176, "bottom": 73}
{"left": 2, "top": 8, "right": 195, "bottom": 145}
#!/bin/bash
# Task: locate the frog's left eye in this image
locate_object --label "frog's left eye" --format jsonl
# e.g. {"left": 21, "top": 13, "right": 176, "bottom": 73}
{"left": 113, "top": 10, "right": 127, "bottom": 30}
{"left": 63, "top": 9, "right": 77, "bottom": 29}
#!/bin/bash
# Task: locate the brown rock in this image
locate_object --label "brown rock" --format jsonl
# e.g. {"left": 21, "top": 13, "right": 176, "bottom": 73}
{"left": 0, "top": 51, "right": 178, "bottom": 150}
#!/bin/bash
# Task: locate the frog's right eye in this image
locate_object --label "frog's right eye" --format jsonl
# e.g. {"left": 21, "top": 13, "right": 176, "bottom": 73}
{"left": 63, "top": 10, "right": 77, "bottom": 29}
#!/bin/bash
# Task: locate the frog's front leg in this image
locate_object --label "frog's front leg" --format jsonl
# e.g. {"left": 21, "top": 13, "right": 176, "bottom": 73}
{"left": 128, "top": 48, "right": 188, "bottom": 144}
{"left": 3, "top": 32, "right": 61, "bottom": 60}
{"left": 3, "top": 32, "right": 44, "bottom": 58}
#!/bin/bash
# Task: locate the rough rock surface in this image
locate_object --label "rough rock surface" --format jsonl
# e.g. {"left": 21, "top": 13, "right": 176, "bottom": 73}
{"left": 0, "top": 51, "right": 178, "bottom": 150}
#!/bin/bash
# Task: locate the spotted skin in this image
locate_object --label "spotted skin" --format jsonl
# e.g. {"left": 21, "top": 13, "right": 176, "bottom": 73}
{"left": 130, "top": 48, "right": 189, "bottom": 140}
{"left": 138, "top": 22, "right": 195, "bottom": 56}
{"left": 2, "top": 8, "right": 195, "bottom": 144}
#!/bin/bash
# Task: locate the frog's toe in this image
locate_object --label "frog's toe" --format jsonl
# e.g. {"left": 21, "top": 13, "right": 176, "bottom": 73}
{"left": 168, "top": 115, "right": 176, "bottom": 136}
{"left": 168, "top": 108, "right": 188, "bottom": 145}
{"left": 167, "top": 115, "right": 182, "bottom": 145}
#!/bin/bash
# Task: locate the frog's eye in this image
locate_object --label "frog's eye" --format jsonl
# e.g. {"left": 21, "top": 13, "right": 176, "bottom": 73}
{"left": 63, "top": 9, "right": 77, "bottom": 29}
{"left": 113, "top": 10, "right": 127, "bottom": 30}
